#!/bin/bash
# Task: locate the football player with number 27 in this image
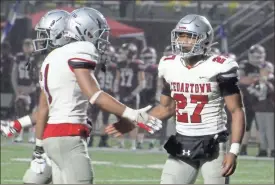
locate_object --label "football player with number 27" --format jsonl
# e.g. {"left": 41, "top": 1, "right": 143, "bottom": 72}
{"left": 106, "top": 14, "right": 245, "bottom": 184}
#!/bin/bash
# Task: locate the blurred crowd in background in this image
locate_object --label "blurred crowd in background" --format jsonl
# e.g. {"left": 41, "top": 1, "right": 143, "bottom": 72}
{"left": 0, "top": 1, "right": 274, "bottom": 157}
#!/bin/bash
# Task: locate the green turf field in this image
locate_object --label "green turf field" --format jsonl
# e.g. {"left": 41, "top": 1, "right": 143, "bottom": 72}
{"left": 1, "top": 137, "right": 274, "bottom": 184}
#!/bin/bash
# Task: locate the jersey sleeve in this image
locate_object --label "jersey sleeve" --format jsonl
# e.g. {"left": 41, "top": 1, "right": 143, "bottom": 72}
{"left": 158, "top": 56, "right": 166, "bottom": 78}
{"left": 68, "top": 42, "right": 99, "bottom": 71}
{"left": 217, "top": 57, "right": 240, "bottom": 96}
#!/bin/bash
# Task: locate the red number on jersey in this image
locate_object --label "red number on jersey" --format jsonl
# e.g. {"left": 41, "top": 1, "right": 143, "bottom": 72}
{"left": 44, "top": 64, "right": 52, "bottom": 104}
{"left": 173, "top": 94, "right": 208, "bottom": 123}
{"left": 212, "top": 56, "right": 226, "bottom": 64}
{"left": 163, "top": 55, "right": 176, "bottom": 61}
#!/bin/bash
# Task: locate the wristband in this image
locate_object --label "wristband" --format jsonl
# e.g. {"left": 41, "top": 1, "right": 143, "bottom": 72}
{"left": 229, "top": 143, "right": 240, "bottom": 156}
{"left": 89, "top": 90, "right": 103, "bottom": 104}
{"left": 122, "top": 107, "right": 138, "bottom": 122}
{"left": 36, "top": 139, "right": 43, "bottom": 147}
{"left": 12, "top": 115, "right": 32, "bottom": 131}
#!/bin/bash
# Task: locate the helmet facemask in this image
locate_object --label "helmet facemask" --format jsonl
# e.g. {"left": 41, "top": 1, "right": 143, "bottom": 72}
{"left": 94, "top": 28, "right": 110, "bottom": 55}
{"left": 33, "top": 27, "right": 69, "bottom": 52}
{"left": 33, "top": 28, "right": 50, "bottom": 52}
{"left": 171, "top": 30, "right": 208, "bottom": 59}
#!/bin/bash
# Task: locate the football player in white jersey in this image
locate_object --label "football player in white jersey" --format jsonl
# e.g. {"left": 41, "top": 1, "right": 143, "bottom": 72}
{"left": 106, "top": 14, "right": 245, "bottom": 184}
{"left": 0, "top": 9, "right": 71, "bottom": 184}
{"left": 34, "top": 7, "right": 161, "bottom": 184}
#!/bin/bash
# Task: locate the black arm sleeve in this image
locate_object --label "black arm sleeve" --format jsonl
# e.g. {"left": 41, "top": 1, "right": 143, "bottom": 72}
{"left": 218, "top": 76, "right": 241, "bottom": 97}
{"left": 161, "top": 79, "right": 171, "bottom": 97}
{"left": 68, "top": 60, "right": 96, "bottom": 70}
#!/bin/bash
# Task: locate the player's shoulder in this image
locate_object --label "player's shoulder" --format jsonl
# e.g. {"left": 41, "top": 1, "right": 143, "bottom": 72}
{"left": 65, "top": 41, "right": 98, "bottom": 55}
{"left": 159, "top": 55, "right": 177, "bottom": 63}
{"left": 158, "top": 55, "right": 177, "bottom": 78}
{"left": 206, "top": 54, "right": 238, "bottom": 73}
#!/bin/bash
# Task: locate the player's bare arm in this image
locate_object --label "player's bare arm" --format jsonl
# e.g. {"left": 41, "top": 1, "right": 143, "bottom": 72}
{"left": 218, "top": 72, "right": 245, "bottom": 177}
{"left": 225, "top": 93, "right": 245, "bottom": 145}
{"left": 149, "top": 95, "right": 175, "bottom": 120}
{"left": 74, "top": 68, "right": 127, "bottom": 116}
{"left": 35, "top": 90, "right": 49, "bottom": 141}
{"left": 75, "top": 68, "right": 161, "bottom": 135}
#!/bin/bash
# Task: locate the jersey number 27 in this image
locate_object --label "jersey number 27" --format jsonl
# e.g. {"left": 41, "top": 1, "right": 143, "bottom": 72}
{"left": 173, "top": 94, "right": 208, "bottom": 123}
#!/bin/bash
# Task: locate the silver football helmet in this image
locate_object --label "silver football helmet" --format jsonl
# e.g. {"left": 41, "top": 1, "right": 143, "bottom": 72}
{"left": 248, "top": 44, "right": 266, "bottom": 66}
{"left": 171, "top": 14, "right": 214, "bottom": 58}
{"left": 140, "top": 47, "right": 157, "bottom": 64}
{"left": 33, "top": 10, "right": 70, "bottom": 52}
{"left": 64, "top": 7, "right": 110, "bottom": 54}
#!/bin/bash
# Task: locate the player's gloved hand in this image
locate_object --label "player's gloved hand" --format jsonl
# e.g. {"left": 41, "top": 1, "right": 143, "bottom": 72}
{"left": 30, "top": 146, "right": 51, "bottom": 174}
{"left": 105, "top": 105, "right": 162, "bottom": 137}
{"left": 0, "top": 120, "right": 19, "bottom": 138}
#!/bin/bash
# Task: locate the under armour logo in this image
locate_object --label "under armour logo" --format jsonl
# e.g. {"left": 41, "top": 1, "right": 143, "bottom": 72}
{"left": 182, "top": 149, "right": 191, "bottom": 156}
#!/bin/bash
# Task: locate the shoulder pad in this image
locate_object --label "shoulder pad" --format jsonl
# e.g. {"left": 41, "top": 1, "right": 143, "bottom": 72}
{"left": 67, "top": 41, "right": 99, "bottom": 63}
{"left": 158, "top": 55, "right": 175, "bottom": 78}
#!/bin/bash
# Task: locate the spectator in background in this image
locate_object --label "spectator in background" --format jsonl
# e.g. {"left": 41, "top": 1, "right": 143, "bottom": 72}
{"left": 1, "top": 41, "right": 14, "bottom": 93}
{"left": 11, "top": 38, "right": 37, "bottom": 143}
{"left": 0, "top": 41, "right": 15, "bottom": 119}
{"left": 238, "top": 45, "right": 264, "bottom": 156}
{"left": 247, "top": 62, "right": 274, "bottom": 157}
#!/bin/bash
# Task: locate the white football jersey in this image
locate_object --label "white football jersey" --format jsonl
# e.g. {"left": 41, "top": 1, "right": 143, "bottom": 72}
{"left": 158, "top": 54, "right": 239, "bottom": 136}
{"left": 39, "top": 41, "right": 99, "bottom": 124}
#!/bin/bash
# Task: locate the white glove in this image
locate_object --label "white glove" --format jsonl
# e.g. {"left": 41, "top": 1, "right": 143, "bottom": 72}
{"left": 30, "top": 146, "right": 51, "bottom": 174}
{"left": 0, "top": 120, "right": 18, "bottom": 137}
{"left": 122, "top": 105, "right": 162, "bottom": 134}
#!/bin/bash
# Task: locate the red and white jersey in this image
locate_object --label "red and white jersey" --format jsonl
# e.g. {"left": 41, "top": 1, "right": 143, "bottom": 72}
{"left": 158, "top": 54, "right": 239, "bottom": 136}
{"left": 39, "top": 41, "right": 99, "bottom": 124}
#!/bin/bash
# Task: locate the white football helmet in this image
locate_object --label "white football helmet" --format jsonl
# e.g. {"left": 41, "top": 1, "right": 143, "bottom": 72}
{"left": 64, "top": 7, "right": 110, "bottom": 54}
{"left": 171, "top": 14, "right": 214, "bottom": 58}
{"left": 33, "top": 10, "right": 70, "bottom": 52}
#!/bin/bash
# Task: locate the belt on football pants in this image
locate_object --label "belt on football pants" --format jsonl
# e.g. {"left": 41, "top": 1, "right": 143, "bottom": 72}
{"left": 43, "top": 123, "right": 91, "bottom": 139}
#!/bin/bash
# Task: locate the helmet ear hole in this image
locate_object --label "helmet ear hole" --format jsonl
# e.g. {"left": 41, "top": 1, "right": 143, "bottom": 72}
{"left": 87, "top": 31, "right": 93, "bottom": 39}
{"left": 56, "top": 33, "right": 62, "bottom": 39}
